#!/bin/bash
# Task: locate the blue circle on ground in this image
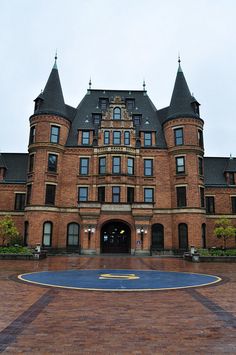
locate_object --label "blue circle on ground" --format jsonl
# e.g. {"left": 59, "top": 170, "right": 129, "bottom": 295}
{"left": 18, "top": 269, "right": 221, "bottom": 291}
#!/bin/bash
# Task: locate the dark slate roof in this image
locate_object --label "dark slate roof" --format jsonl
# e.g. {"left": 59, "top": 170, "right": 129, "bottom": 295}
{"left": 224, "top": 157, "right": 236, "bottom": 172}
{"left": 204, "top": 157, "right": 236, "bottom": 187}
{"left": 167, "top": 64, "right": 201, "bottom": 121}
{"left": 0, "top": 153, "right": 6, "bottom": 168}
{"left": 1, "top": 153, "right": 28, "bottom": 183}
{"left": 33, "top": 62, "right": 68, "bottom": 119}
{"left": 66, "top": 89, "right": 167, "bottom": 148}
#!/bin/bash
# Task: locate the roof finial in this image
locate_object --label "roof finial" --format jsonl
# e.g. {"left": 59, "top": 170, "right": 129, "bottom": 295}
{"left": 89, "top": 77, "right": 92, "bottom": 90}
{"left": 230, "top": 153, "right": 233, "bottom": 160}
{"left": 177, "top": 53, "right": 182, "bottom": 73}
{"left": 143, "top": 79, "right": 146, "bottom": 91}
{"left": 53, "top": 50, "right": 58, "bottom": 69}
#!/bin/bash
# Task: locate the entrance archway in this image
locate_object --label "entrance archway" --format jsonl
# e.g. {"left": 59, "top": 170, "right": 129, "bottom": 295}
{"left": 101, "top": 221, "right": 131, "bottom": 253}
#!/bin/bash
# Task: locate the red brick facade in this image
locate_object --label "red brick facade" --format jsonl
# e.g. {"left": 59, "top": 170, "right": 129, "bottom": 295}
{"left": 0, "top": 62, "right": 235, "bottom": 253}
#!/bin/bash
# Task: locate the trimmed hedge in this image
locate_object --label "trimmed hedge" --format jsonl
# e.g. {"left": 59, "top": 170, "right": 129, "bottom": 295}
{"left": 198, "top": 248, "right": 236, "bottom": 256}
{"left": 0, "top": 246, "right": 33, "bottom": 254}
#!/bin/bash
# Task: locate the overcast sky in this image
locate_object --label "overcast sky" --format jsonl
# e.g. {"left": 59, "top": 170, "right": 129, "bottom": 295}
{"left": 0, "top": 0, "right": 235, "bottom": 156}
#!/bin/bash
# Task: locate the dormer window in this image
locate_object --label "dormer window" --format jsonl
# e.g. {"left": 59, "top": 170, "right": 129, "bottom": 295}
{"left": 133, "top": 114, "right": 141, "bottom": 126}
{"left": 99, "top": 98, "right": 108, "bottom": 110}
{"left": 191, "top": 101, "right": 200, "bottom": 115}
{"left": 229, "top": 172, "right": 235, "bottom": 185}
{"left": 92, "top": 113, "right": 101, "bottom": 125}
{"left": 126, "top": 99, "right": 135, "bottom": 110}
{"left": 113, "top": 107, "right": 121, "bottom": 120}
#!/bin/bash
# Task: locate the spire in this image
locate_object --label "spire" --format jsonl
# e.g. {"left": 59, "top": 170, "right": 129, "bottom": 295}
{"left": 34, "top": 55, "right": 67, "bottom": 118}
{"left": 89, "top": 77, "right": 92, "bottom": 89}
{"left": 143, "top": 79, "right": 146, "bottom": 91}
{"left": 167, "top": 59, "right": 200, "bottom": 120}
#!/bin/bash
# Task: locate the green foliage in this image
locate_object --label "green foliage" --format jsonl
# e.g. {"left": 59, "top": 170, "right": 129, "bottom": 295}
{"left": 0, "top": 246, "right": 32, "bottom": 254}
{"left": 213, "top": 217, "right": 236, "bottom": 248}
{"left": 0, "top": 215, "right": 20, "bottom": 246}
{"left": 198, "top": 248, "right": 236, "bottom": 256}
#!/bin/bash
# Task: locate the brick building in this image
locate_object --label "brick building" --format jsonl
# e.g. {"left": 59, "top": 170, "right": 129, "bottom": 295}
{"left": 0, "top": 58, "right": 235, "bottom": 254}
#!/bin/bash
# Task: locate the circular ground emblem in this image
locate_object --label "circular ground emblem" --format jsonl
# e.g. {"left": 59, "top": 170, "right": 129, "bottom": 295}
{"left": 18, "top": 269, "right": 221, "bottom": 291}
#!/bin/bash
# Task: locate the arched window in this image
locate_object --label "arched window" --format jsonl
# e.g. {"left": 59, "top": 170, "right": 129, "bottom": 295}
{"left": 202, "top": 223, "right": 206, "bottom": 248}
{"left": 67, "top": 223, "right": 80, "bottom": 246}
{"left": 42, "top": 222, "right": 53, "bottom": 247}
{"left": 151, "top": 224, "right": 164, "bottom": 250}
{"left": 178, "top": 223, "right": 188, "bottom": 250}
{"left": 113, "top": 107, "right": 121, "bottom": 120}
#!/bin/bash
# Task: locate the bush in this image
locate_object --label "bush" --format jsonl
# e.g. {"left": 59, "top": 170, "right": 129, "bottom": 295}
{"left": 0, "top": 246, "right": 32, "bottom": 254}
{"left": 198, "top": 248, "right": 236, "bottom": 256}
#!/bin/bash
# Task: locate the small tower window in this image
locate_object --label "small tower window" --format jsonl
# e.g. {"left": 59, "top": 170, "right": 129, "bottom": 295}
{"left": 174, "top": 128, "right": 184, "bottom": 146}
{"left": 113, "top": 107, "right": 121, "bottom": 120}
{"left": 50, "top": 126, "right": 60, "bottom": 144}
{"left": 29, "top": 126, "right": 36, "bottom": 145}
{"left": 126, "top": 99, "right": 135, "bottom": 110}
{"left": 198, "top": 130, "right": 204, "bottom": 148}
{"left": 133, "top": 114, "right": 141, "bottom": 126}
{"left": 92, "top": 113, "right": 101, "bottom": 125}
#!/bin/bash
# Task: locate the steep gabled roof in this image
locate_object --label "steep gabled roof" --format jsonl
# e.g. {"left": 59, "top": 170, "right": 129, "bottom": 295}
{"left": 66, "top": 89, "right": 167, "bottom": 148}
{"left": 204, "top": 157, "right": 236, "bottom": 187}
{"left": 167, "top": 62, "right": 200, "bottom": 121}
{"left": 34, "top": 58, "right": 67, "bottom": 119}
{"left": 0, "top": 153, "right": 28, "bottom": 183}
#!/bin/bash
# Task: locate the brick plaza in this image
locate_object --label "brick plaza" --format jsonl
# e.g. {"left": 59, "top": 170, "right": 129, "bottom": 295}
{"left": 0, "top": 256, "right": 235, "bottom": 354}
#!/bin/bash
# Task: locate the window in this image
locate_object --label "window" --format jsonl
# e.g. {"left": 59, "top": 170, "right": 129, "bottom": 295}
{"left": 200, "top": 187, "right": 205, "bottom": 207}
{"left": 113, "top": 131, "right": 121, "bottom": 145}
{"left": 113, "top": 107, "right": 121, "bottom": 120}
{"left": 127, "top": 158, "right": 134, "bottom": 175}
{"left": 206, "top": 196, "right": 215, "bottom": 214}
{"left": 112, "top": 186, "right": 120, "bottom": 203}
{"left": 29, "top": 126, "right": 36, "bottom": 144}
{"left": 78, "top": 187, "right": 88, "bottom": 202}
{"left": 144, "top": 132, "right": 152, "bottom": 146}
{"left": 80, "top": 158, "right": 89, "bottom": 175}
{"left": 231, "top": 197, "right": 236, "bottom": 214}
{"left": 176, "top": 157, "right": 185, "bottom": 174}
{"left": 67, "top": 223, "right": 79, "bottom": 246}
{"left": 104, "top": 131, "right": 110, "bottom": 145}
{"left": 176, "top": 186, "right": 187, "bottom": 207}
{"left": 126, "top": 99, "right": 135, "bottom": 110}
{"left": 112, "top": 157, "right": 121, "bottom": 174}
{"left": 133, "top": 115, "right": 141, "bottom": 126}
{"left": 45, "top": 184, "right": 56, "bottom": 205}
{"left": 82, "top": 131, "right": 90, "bottom": 145}
{"left": 48, "top": 154, "right": 58, "bottom": 173}
{"left": 198, "top": 157, "right": 203, "bottom": 175}
{"left": 28, "top": 154, "right": 34, "bottom": 173}
{"left": 198, "top": 129, "right": 204, "bottom": 148}
{"left": 174, "top": 128, "right": 183, "bottom": 146}
{"left": 26, "top": 184, "right": 32, "bottom": 205}
{"left": 124, "top": 131, "right": 130, "bottom": 145}
{"left": 42, "top": 222, "right": 52, "bottom": 247}
{"left": 144, "top": 159, "right": 153, "bottom": 176}
{"left": 99, "top": 98, "right": 108, "bottom": 110}
{"left": 144, "top": 188, "right": 154, "bottom": 203}
{"left": 127, "top": 187, "right": 134, "bottom": 203}
{"left": 50, "top": 126, "right": 60, "bottom": 144}
{"left": 178, "top": 223, "right": 188, "bottom": 250}
{"left": 229, "top": 173, "right": 235, "bottom": 185}
{"left": 92, "top": 113, "right": 101, "bottom": 125}
{"left": 14, "top": 193, "right": 26, "bottom": 211}
{"left": 98, "top": 186, "right": 105, "bottom": 203}
{"left": 99, "top": 157, "right": 106, "bottom": 174}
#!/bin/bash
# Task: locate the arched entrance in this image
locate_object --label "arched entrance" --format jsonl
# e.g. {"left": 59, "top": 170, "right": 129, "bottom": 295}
{"left": 101, "top": 221, "right": 131, "bottom": 253}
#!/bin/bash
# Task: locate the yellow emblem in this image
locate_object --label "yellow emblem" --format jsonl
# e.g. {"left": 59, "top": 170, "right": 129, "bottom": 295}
{"left": 99, "top": 273, "right": 140, "bottom": 280}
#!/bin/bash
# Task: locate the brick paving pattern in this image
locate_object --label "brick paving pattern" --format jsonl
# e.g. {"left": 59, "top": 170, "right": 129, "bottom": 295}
{"left": 0, "top": 256, "right": 235, "bottom": 354}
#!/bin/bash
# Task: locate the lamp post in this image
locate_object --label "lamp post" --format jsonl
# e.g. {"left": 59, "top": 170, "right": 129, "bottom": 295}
{"left": 140, "top": 226, "right": 144, "bottom": 243}
{"left": 88, "top": 225, "right": 91, "bottom": 241}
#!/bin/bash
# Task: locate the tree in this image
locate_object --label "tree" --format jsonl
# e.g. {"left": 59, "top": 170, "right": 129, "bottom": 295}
{"left": 0, "top": 215, "right": 19, "bottom": 246}
{"left": 214, "top": 217, "right": 236, "bottom": 249}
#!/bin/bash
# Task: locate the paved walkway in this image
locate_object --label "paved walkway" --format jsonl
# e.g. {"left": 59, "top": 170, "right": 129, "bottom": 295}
{"left": 0, "top": 256, "right": 235, "bottom": 354}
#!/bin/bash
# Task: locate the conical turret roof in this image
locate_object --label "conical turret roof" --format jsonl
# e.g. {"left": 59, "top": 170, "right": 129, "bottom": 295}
{"left": 167, "top": 62, "right": 200, "bottom": 120}
{"left": 34, "top": 57, "right": 67, "bottom": 118}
